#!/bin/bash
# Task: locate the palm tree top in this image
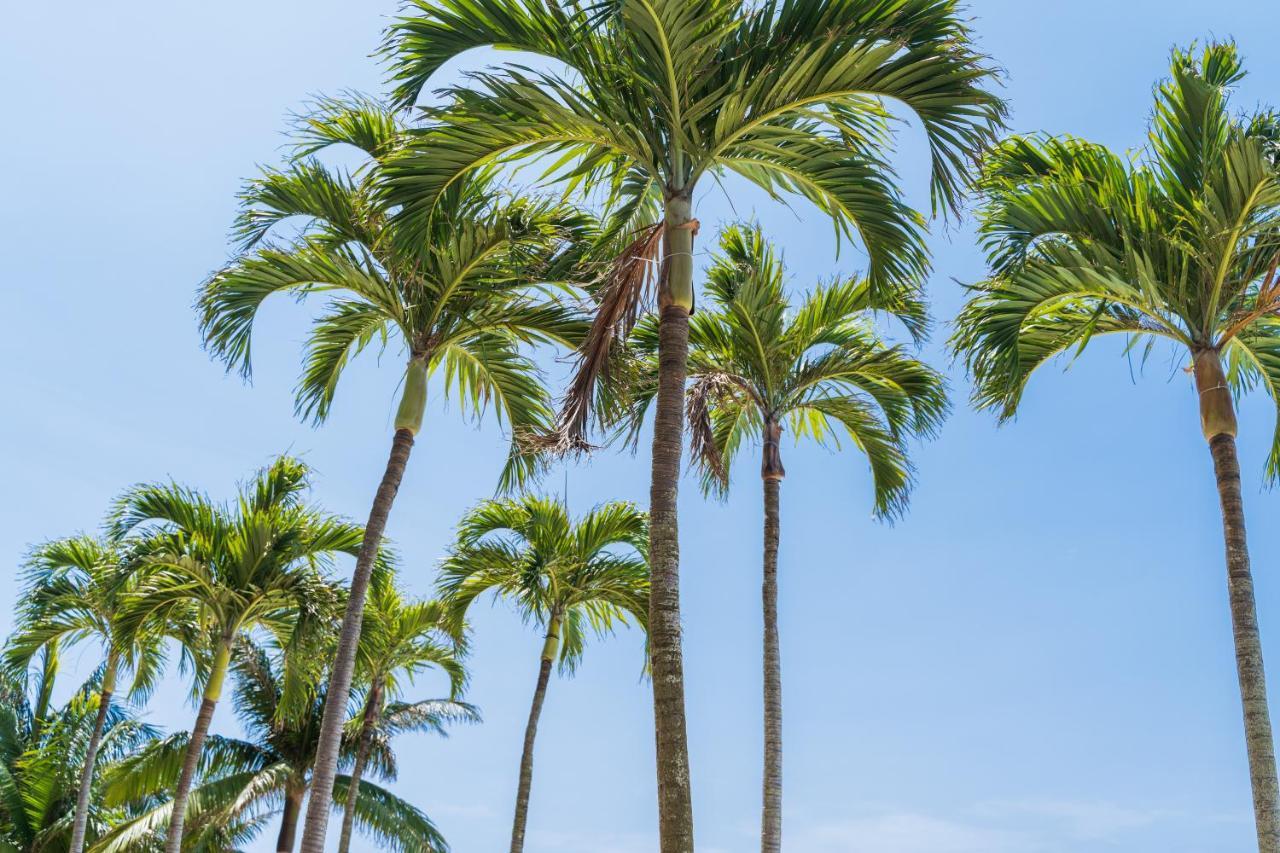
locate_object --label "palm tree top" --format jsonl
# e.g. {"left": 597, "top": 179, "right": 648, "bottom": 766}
{"left": 105, "top": 457, "right": 359, "bottom": 669}
{"left": 384, "top": 0, "right": 1005, "bottom": 218}
{"left": 615, "top": 222, "right": 947, "bottom": 515}
{"left": 440, "top": 495, "right": 649, "bottom": 673}
{"left": 952, "top": 41, "right": 1280, "bottom": 474}
{"left": 199, "top": 96, "right": 598, "bottom": 490}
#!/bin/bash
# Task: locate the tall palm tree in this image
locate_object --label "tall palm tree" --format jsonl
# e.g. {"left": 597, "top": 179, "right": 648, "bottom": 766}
{"left": 951, "top": 42, "right": 1280, "bottom": 852}
{"left": 0, "top": 664, "right": 160, "bottom": 853}
{"left": 338, "top": 580, "right": 476, "bottom": 853}
{"left": 198, "top": 96, "right": 593, "bottom": 847}
{"left": 383, "top": 6, "right": 1002, "bottom": 844}
{"left": 439, "top": 496, "right": 648, "bottom": 853}
{"left": 109, "top": 457, "right": 363, "bottom": 853}
{"left": 4, "top": 536, "right": 167, "bottom": 853}
{"left": 615, "top": 224, "right": 945, "bottom": 851}
{"left": 99, "top": 640, "right": 471, "bottom": 853}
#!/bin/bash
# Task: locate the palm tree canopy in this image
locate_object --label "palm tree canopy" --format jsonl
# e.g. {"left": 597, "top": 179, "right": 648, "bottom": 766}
{"left": 439, "top": 496, "right": 649, "bottom": 673}
{"left": 5, "top": 536, "right": 166, "bottom": 700}
{"left": 106, "top": 457, "right": 359, "bottom": 693}
{"left": 198, "top": 96, "right": 598, "bottom": 489}
{"left": 385, "top": 0, "right": 1004, "bottom": 258}
{"left": 356, "top": 579, "right": 470, "bottom": 702}
{"left": 952, "top": 42, "right": 1280, "bottom": 474}
{"left": 613, "top": 223, "right": 946, "bottom": 516}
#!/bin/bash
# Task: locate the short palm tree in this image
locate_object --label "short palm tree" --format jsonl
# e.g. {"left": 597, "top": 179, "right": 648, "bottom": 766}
{"left": 439, "top": 496, "right": 648, "bottom": 853}
{"left": 0, "top": 664, "right": 160, "bottom": 853}
{"left": 109, "top": 457, "right": 362, "bottom": 853}
{"left": 100, "top": 640, "right": 468, "bottom": 853}
{"left": 4, "top": 536, "right": 167, "bottom": 853}
{"left": 616, "top": 224, "right": 944, "bottom": 850}
{"left": 198, "top": 96, "right": 593, "bottom": 846}
{"left": 952, "top": 42, "right": 1280, "bottom": 851}
{"left": 337, "top": 579, "right": 477, "bottom": 853}
{"left": 383, "top": 6, "right": 1002, "bottom": 843}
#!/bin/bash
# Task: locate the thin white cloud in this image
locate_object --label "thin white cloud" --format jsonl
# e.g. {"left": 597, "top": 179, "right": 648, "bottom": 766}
{"left": 792, "top": 811, "right": 1030, "bottom": 853}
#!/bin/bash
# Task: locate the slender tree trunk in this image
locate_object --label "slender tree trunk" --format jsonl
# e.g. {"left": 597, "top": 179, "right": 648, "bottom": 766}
{"left": 1210, "top": 434, "right": 1280, "bottom": 851}
{"left": 510, "top": 616, "right": 560, "bottom": 853}
{"left": 165, "top": 639, "right": 231, "bottom": 853}
{"left": 760, "top": 459, "right": 783, "bottom": 853}
{"left": 337, "top": 682, "right": 384, "bottom": 853}
{"left": 276, "top": 785, "right": 305, "bottom": 853}
{"left": 69, "top": 657, "right": 117, "bottom": 853}
{"left": 651, "top": 193, "right": 696, "bottom": 853}
{"left": 299, "top": 427, "right": 416, "bottom": 853}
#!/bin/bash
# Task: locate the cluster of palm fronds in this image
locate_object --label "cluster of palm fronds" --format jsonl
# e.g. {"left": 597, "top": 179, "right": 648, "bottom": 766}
{"left": 11, "top": 0, "right": 1280, "bottom": 851}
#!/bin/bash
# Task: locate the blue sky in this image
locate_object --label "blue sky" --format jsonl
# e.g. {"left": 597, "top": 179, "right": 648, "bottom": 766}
{"left": 4, "top": 1, "right": 1280, "bottom": 851}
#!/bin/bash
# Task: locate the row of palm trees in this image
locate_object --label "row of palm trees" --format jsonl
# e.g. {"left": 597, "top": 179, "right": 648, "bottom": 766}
{"left": 2, "top": 462, "right": 650, "bottom": 852}
{"left": 8, "top": 1, "right": 1280, "bottom": 852}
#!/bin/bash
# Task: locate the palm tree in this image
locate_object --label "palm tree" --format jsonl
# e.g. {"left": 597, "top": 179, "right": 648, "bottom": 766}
{"left": 951, "top": 42, "right": 1280, "bottom": 852}
{"left": 383, "top": 5, "right": 1003, "bottom": 843}
{"left": 99, "top": 640, "right": 472, "bottom": 853}
{"left": 439, "top": 496, "right": 648, "bottom": 853}
{"left": 198, "top": 96, "right": 593, "bottom": 847}
{"left": 338, "top": 580, "right": 476, "bottom": 853}
{"left": 4, "top": 535, "right": 167, "bottom": 853}
{"left": 615, "top": 224, "right": 945, "bottom": 850}
{"left": 109, "top": 457, "right": 364, "bottom": 853}
{"left": 0, "top": 662, "right": 160, "bottom": 852}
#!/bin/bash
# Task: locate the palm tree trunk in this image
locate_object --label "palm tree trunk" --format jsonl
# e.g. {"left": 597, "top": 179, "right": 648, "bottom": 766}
{"left": 299, "top": 427, "right": 416, "bottom": 853}
{"left": 1209, "top": 433, "right": 1280, "bottom": 851}
{"left": 69, "top": 656, "right": 117, "bottom": 853}
{"left": 510, "top": 616, "right": 560, "bottom": 853}
{"left": 651, "top": 193, "right": 696, "bottom": 853}
{"left": 337, "top": 683, "right": 383, "bottom": 853}
{"left": 760, "top": 471, "right": 783, "bottom": 853}
{"left": 165, "top": 639, "right": 231, "bottom": 853}
{"left": 276, "top": 785, "right": 305, "bottom": 853}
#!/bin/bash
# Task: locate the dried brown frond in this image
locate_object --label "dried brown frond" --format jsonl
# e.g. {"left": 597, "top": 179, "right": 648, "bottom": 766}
{"left": 686, "top": 373, "right": 737, "bottom": 488}
{"left": 534, "top": 222, "right": 665, "bottom": 454}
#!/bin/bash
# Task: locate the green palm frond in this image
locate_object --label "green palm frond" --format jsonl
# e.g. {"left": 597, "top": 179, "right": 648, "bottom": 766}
{"left": 953, "top": 41, "right": 1280, "bottom": 478}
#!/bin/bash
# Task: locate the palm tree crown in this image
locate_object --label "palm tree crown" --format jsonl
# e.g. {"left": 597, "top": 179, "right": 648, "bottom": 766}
{"left": 198, "top": 96, "right": 593, "bottom": 489}
{"left": 953, "top": 42, "right": 1280, "bottom": 465}
{"left": 440, "top": 496, "right": 649, "bottom": 669}
{"left": 619, "top": 223, "right": 947, "bottom": 514}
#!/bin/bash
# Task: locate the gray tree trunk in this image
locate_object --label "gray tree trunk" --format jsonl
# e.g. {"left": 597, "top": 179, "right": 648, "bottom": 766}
{"left": 650, "top": 193, "right": 696, "bottom": 853}
{"left": 337, "top": 683, "right": 383, "bottom": 853}
{"left": 510, "top": 653, "right": 555, "bottom": 853}
{"left": 69, "top": 659, "right": 116, "bottom": 853}
{"left": 1209, "top": 433, "right": 1280, "bottom": 852}
{"left": 164, "top": 695, "right": 220, "bottom": 853}
{"left": 298, "top": 427, "right": 415, "bottom": 853}
{"left": 761, "top": 475, "right": 782, "bottom": 853}
{"left": 275, "top": 785, "right": 304, "bottom": 853}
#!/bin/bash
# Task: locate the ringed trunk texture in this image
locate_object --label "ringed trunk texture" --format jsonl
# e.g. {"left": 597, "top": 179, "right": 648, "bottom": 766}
{"left": 69, "top": 660, "right": 117, "bottom": 853}
{"left": 1209, "top": 433, "right": 1279, "bottom": 851}
{"left": 299, "top": 427, "right": 416, "bottom": 853}
{"left": 651, "top": 191, "right": 696, "bottom": 853}
{"left": 276, "top": 786, "right": 305, "bottom": 853}
{"left": 510, "top": 618, "right": 559, "bottom": 853}
{"left": 165, "top": 641, "right": 231, "bottom": 853}
{"left": 337, "top": 682, "right": 384, "bottom": 853}
{"left": 761, "top": 473, "right": 782, "bottom": 853}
